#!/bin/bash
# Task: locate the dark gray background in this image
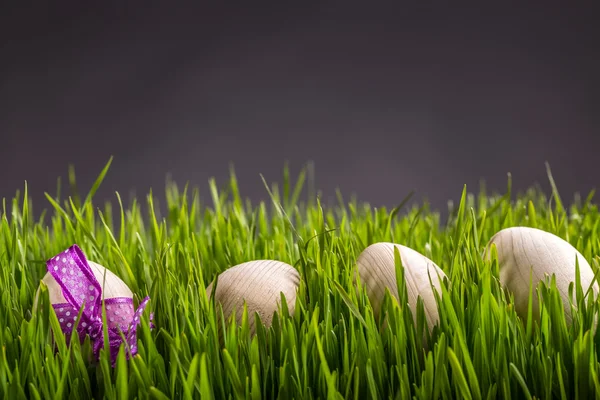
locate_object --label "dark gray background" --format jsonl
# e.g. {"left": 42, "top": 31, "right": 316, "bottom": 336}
{"left": 1, "top": 3, "right": 598, "bottom": 216}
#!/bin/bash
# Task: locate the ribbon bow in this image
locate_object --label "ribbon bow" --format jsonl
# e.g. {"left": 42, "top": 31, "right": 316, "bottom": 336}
{"left": 46, "top": 244, "right": 153, "bottom": 364}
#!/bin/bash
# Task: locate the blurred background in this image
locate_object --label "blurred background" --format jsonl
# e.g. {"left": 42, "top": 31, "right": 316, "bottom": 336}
{"left": 1, "top": 3, "right": 598, "bottom": 217}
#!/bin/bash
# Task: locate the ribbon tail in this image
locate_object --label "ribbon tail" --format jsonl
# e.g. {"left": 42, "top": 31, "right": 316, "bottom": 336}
{"left": 92, "top": 331, "right": 104, "bottom": 360}
{"left": 121, "top": 296, "right": 152, "bottom": 359}
{"left": 108, "top": 330, "right": 127, "bottom": 366}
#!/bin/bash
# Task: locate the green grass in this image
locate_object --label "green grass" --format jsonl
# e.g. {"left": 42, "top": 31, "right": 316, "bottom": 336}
{"left": 1, "top": 159, "right": 600, "bottom": 399}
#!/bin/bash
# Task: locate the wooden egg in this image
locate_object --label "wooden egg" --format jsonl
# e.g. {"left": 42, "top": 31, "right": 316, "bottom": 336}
{"left": 35, "top": 259, "right": 138, "bottom": 342}
{"left": 485, "top": 226, "right": 599, "bottom": 324}
{"left": 356, "top": 242, "right": 447, "bottom": 332}
{"left": 206, "top": 260, "right": 300, "bottom": 335}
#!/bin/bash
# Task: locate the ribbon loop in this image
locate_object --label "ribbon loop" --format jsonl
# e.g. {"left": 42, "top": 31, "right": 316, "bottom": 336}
{"left": 46, "top": 245, "right": 153, "bottom": 365}
{"left": 47, "top": 245, "right": 102, "bottom": 325}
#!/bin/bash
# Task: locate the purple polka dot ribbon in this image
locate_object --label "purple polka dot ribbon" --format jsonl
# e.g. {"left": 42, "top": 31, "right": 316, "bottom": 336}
{"left": 46, "top": 244, "right": 153, "bottom": 365}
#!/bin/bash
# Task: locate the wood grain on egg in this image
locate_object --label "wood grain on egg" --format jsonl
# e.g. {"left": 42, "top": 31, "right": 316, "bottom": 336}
{"left": 206, "top": 260, "right": 300, "bottom": 335}
{"left": 486, "top": 226, "right": 599, "bottom": 324}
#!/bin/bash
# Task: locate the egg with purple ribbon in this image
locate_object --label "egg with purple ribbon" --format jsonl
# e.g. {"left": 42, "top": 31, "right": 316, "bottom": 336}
{"left": 42, "top": 260, "right": 135, "bottom": 334}
{"left": 38, "top": 244, "right": 152, "bottom": 364}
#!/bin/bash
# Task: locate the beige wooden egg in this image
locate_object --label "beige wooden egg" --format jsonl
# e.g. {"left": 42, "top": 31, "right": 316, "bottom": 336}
{"left": 356, "top": 242, "right": 447, "bottom": 332}
{"left": 33, "top": 259, "right": 137, "bottom": 346}
{"left": 485, "top": 226, "right": 599, "bottom": 325}
{"left": 206, "top": 260, "right": 300, "bottom": 335}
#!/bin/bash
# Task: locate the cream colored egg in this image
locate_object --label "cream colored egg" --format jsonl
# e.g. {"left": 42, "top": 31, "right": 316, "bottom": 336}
{"left": 206, "top": 260, "right": 300, "bottom": 335}
{"left": 356, "top": 242, "right": 447, "bottom": 332}
{"left": 485, "top": 226, "right": 599, "bottom": 324}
